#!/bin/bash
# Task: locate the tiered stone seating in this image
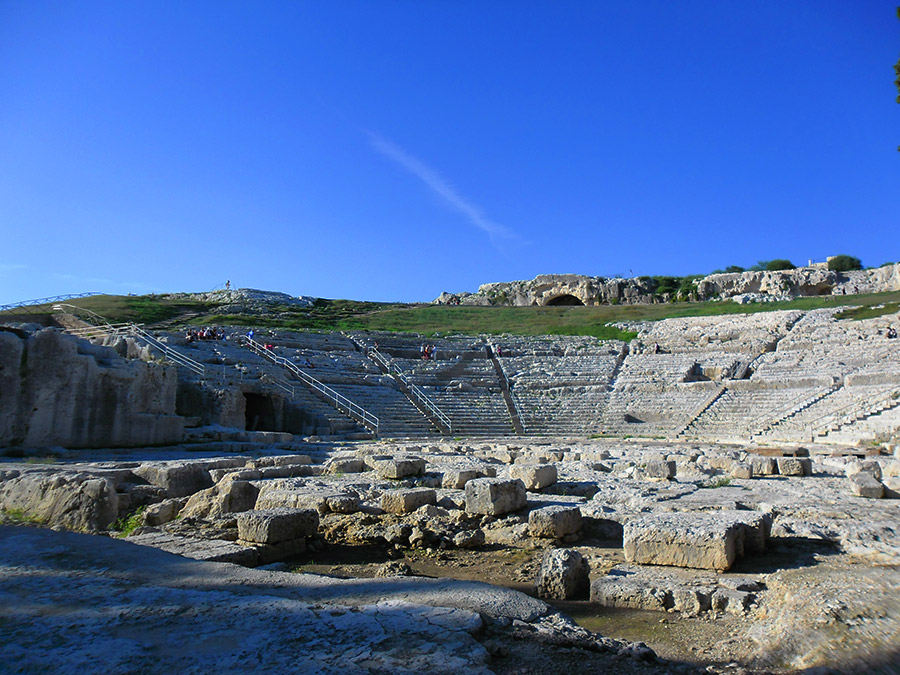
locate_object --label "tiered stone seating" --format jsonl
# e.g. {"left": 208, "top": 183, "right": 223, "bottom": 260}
{"left": 504, "top": 347, "right": 621, "bottom": 435}
{"left": 680, "top": 384, "right": 828, "bottom": 441}
{"left": 403, "top": 355, "right": 513, "bottom": 436}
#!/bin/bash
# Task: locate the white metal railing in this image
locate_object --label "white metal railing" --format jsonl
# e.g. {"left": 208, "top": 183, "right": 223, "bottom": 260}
{"left": 242, "top": 336, "right": 379, "bottom": 434}
{"left": 365, "top": 345, "right": 452, "bottom": 433}
{"left": 0, "top": 292, "right": 102, "bottom": 313}
{"left": 52, "top": 304, "right": 205, "bottom": 375}
{"left": 486, "top": 345, "right": 526, "bottom": 434}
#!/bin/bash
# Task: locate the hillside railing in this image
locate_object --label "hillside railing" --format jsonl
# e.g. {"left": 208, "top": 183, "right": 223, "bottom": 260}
{"left": 241, "top": 336, "right": 379, "bottom": 434}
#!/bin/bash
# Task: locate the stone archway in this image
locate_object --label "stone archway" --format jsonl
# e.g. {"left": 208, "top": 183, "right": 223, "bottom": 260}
{"left": 546, "top": 294, "right": 585, "bottom": 306}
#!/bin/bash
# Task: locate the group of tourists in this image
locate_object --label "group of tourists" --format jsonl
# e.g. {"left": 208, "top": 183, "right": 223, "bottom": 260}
{"left": 185, "top": 327, "right": 225, "bottom": 342}
{"left": 887, "top": 326, "right": 898, "bottom": 339}
{"left": 420, "top": 344, "right": 437, "bottom": 360}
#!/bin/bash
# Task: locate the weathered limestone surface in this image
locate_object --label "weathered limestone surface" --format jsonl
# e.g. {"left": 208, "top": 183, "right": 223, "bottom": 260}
{"left": 465, "top": 478, "right": 527, "bottom": 516}
{"left": 236, "top": 508, "right": 319, "bottom": 544}
{"left": 623, "top": 511, "right": 767, "bottom": 571}
{"left": 0, "top": 471, "right": 119, "bottom": 531}
{"left": 534, "top": 548, "right": 590, "bottom": 600}
{"left": 509, "top": 464, "right": 557, "bottom": 490}
{"left": 179, "top": 478, "right": 259, "bottom": 519}
{"left": 381, "top": 488, "right": 437, "bottom": 515}
{"left": 0, "top": 329, "right": 183, "bottom": 448}
{"left": 528, "top": 505, "right": 582, "bottom": 538}
{"left": 372, "top": 457, "right": 426, "bottom": 480}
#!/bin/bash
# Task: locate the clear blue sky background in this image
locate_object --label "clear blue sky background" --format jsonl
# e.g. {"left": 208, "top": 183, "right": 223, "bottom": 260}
{"left": 1, "top": 1, "right": 897, "bottom": 305}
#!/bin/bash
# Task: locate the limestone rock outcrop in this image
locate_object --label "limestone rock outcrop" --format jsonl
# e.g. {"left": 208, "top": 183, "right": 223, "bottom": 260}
{"left": 435, "top": 263, "right": 900, "bottom": 307}
{"left": 0, "top": 328, "right": 184, "bottom": 448}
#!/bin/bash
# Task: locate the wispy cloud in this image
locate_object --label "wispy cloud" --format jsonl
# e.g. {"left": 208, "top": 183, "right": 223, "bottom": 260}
{"left": 0, "top": 263, "right": 27, "bottom": 274}
{"left": 367, "top": 133, "right": 522, "bottom": 249}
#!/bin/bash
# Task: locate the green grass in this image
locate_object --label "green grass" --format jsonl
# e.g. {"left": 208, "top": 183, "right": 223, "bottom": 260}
{"left": 110, "top": 506, "right": 145, "bottom": 537}
{"left": 0, "top": 507, "right": 44, "bottom": 525}
{"left": 4, "top": 289, "right": 899, "bottom": 340}
{"left": 834, "top": 301, "right": 900, "bottom": 321}
{"left": 704, "top": 476, "right": 733, "bottom": 489}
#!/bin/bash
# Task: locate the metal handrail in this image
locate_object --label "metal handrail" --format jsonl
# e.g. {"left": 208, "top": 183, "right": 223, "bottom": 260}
{"left": 0, "top": 292, "right": 102, "bottom": 313}
{"left": 486, "top": 345, "right": 527, "bottom": 434}
{"left": 242, "top": 336, "right": 379, "bottom": 434}
{"left": 746, "top": 385, "right": 836, "bottom": 432}
{"left": 128, "top": 325, "right": 206, "bottom": 375}
{"left": 52, "top": 304, "right": 205, "bottom": 375}
{"left": 365, "top": 345, "right": 452, "bottom": 433}
{"left": 804, "top": 384, "right": 900, "bottom": 435}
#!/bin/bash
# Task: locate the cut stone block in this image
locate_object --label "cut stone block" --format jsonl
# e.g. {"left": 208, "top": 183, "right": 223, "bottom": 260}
{"left": 528, "top": 505, "right": 583, "bottom": 538}
{"left": 324, "top": 458, "right": 367, "bottom": 474}
{"left": 749, "top": 456, "right": 777, "bottom": 476}
{"left": 590, "top": 575, "right": 669, "bottom": 611}
{"left": 642, "top": 460, "right": 675, "bottom": 481}
{"left": 465, "top": 478, "right": 527, "bottom": 516}
{"left": 372, "top": 458, "right": 426, "bottom": 479}
{"left": 509, "top": 464, "right": 557, "bottom": 490}
{"left": 325, "top": 494, "right": 360, "bottom": 513}
{"left": 441, "top": 468, "right": 486, "bottom": 489}
{"left": 381, "top": 488, "right": 436, "bottom": 514}
{"left": 237, "top": 508, "right": 319, "bottom": 545}
{"left": 623, "top": 511, "right": 767, "bottom": 571}
{"left": 776, "top": 457, "right": 812, "bottom": 476}
{"left": 534, "top": 548, "right": 590, "bottom": 600}
{"left": 730, "top": 462, "right": 753, "bottom": 480}
{"left": 849, "top": 473, "right": 884, "bottom": 499}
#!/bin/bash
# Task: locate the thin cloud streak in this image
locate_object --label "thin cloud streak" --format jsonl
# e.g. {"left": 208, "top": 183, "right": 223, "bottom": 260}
{"left": 367, "top": 133, "right": 521, "bottom": 249}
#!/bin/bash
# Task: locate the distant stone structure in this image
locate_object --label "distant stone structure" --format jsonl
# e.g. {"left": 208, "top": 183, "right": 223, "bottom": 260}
{"left": 434, "top": 263, "right": 900, "bottom": 307}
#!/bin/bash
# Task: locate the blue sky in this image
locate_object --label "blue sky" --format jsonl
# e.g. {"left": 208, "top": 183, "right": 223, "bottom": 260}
{"left": 1, "top": 1, "right": 897, "bottom": 305}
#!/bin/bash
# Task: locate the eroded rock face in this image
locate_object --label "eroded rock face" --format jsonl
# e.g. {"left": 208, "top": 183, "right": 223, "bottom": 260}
{"left": 0, "top": 329, "right": 183, "bottom": 448}
{"left": 535, "top": 548, "right": 590, "bottom": 600}
{"left": 435, "top": 263, "right": 900, "bottom": 306}
{"left": 0, "top": 471, "right": 119, "bottom": 531}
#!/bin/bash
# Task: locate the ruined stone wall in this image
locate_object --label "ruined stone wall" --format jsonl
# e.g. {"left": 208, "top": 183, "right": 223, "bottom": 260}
{"left": 436, "top": 263, "right": 900, "bottom": 307}
{"left": 0, "top": 328, "right": 184, "bottom": 448}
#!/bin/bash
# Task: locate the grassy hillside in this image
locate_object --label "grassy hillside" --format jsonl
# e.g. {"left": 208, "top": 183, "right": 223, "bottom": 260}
{"left": 3, "top": 290, "right": 899, "bottom": 339}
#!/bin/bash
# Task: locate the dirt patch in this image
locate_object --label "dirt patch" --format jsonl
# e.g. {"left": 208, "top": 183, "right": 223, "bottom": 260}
{"left": 287, "top": 540, "right": 754, "bottom": 670}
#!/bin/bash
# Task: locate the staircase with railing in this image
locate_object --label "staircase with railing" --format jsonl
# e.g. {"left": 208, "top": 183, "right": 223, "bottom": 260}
{"left": 485, "top": 345, "right": 526, "bottom": 435}
{"left": 52, "top": 304, "right": 206, "bottom": 375}
{"left": 241, "top": 336, "right": 379, "bottom": 435}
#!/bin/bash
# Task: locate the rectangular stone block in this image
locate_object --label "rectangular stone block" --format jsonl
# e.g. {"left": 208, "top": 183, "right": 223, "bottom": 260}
{"left": 749, "top": 456, "right": 776, "bottom": 476}
{"left": 381, "top": 488, "right": 436, "bottom": 514}
{"left": 441, "top": 468, "right": 485, "bottom": 489}
{"left": 642, "top": 460, "right": 675, "bottom": 481}
{"left": 624, "top": 512, "right": 745, "bottom": 571}
{"left": 776, "top": 457, "right": 812, "bottom": 476}
{"left": 465, "top": 478, "right": 526, "bottom": 516}
{"left": 372, "top": 458, "right": 426, "bottom": 479}
{"left": 528, "top": 505, "right": 582, "bottom": 538}
{"left": 509, "top": 464, "right": 557, "bottom": 490}
{"left": 237, "top": 508, "right": 319, "bottom": 544}
{"left": 590, "top": 576, "right": 669, "bottom": 611}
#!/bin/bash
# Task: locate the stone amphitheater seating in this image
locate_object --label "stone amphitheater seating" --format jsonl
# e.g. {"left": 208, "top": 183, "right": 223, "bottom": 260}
{"left": 157, "top": 308, "right": 899, "bottom": 443}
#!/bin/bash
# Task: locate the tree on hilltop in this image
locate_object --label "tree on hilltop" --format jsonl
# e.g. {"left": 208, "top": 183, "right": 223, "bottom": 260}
{"left": 827, "top": 255, "right": 862, "bottom": 271}
{"left": 751, "top": 259, "right": 795, "bottom": 271}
